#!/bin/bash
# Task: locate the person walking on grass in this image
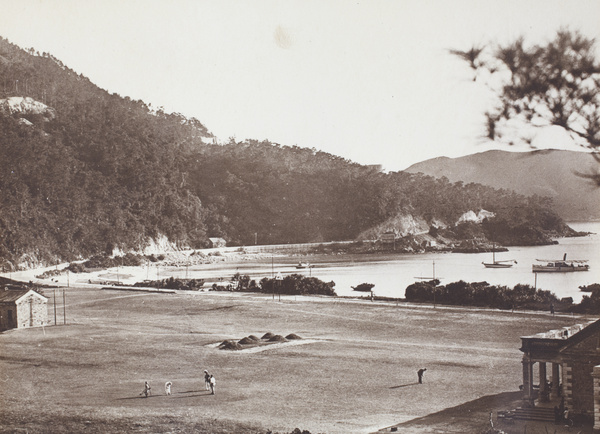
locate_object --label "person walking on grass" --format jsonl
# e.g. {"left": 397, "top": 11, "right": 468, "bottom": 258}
{"left": 204, "top": 370, "right": 211, "bottom": 391}
{"left": 417, "top": 368, "right": 427, "bottom": 384}
{"left": 209, "top": 374, "right": 216, "bottom": 395}
{"left": 142, "top": 381, "right": 151, "bottom": 398}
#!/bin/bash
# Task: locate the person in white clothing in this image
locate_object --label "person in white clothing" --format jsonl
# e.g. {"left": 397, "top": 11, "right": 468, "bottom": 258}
{"left": 209, "top": 375, "right": 216, "bottom": 395}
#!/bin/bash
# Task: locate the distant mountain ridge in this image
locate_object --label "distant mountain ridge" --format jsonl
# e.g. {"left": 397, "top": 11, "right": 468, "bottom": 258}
{"left": 404, "top": 150, "right": 600, "bottom": 221}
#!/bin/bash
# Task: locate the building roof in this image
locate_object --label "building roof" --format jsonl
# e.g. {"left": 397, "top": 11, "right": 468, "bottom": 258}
{"left": 521, "top": 320, "right": 597, "bottom": 340}
{"left": 0, "top": 288, "right": 47, "bottom": 304}
{"left": 520, "top": 318, "right": 600, "bottom": 355}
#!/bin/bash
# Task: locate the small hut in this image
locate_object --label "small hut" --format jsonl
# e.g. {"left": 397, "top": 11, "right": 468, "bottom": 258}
{"left": 0, "top": 288, "right": 48, "bottom": 331}
{"left": 209, "top": 237, "right": 227, "bottom": 248}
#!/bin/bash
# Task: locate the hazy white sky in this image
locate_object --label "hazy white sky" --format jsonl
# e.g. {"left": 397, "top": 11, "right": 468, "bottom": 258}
{"left": 1, "top": 0, "right": 599, "bottom": 170}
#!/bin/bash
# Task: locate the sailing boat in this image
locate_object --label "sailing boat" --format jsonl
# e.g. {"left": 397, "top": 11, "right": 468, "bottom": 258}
{"left": 414, "top": 260, "right": 442, "bottom": 283}
{"left": 482, "top": 245, "right": 517, "bottom": 268}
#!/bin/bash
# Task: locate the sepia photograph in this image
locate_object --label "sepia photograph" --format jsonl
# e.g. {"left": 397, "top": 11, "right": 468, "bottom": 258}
{"left": 1, "top": 1, "right": 599, "bottom": 432}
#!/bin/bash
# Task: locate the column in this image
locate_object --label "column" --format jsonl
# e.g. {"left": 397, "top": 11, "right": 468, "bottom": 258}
{"left": 563, "top": 362, "right": 573, "bottom": 409}
{"left": 551, "top": 363, "right": 561, "bottom": 399}
{"left": 522, "top": 358, "right": 534, "bottom": 404}
{"left": 539, "top": 362, "right": 549, "bottom": 402}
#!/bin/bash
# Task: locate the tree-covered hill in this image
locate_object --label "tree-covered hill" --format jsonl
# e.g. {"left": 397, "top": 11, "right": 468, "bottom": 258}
{"left": 0, "top": 37, "right": 574, "bottom": 269}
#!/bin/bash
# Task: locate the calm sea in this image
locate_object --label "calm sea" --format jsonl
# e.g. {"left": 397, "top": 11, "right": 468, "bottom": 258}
{"left": 307, "top": 222, "right": 600, "bottom": 303}
{"left": 175, "top": 222, "right": 600, "bottom": 303}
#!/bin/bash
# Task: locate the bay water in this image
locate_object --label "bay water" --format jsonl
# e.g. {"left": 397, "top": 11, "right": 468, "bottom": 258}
{"left": 306, "top": 222, "right": 600, "bottom": 303}
{"left": 176, "top": 222, "right": 600, "bottom": 303}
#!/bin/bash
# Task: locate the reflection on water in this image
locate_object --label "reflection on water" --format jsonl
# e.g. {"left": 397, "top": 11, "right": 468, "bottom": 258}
{"left": 168, "top": 222, "right": 600, "bottom": 303}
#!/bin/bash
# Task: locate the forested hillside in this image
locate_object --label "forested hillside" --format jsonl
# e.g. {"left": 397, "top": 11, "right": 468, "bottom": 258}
{"left": 0, "top": 37, "right": 573, "bottom": 269}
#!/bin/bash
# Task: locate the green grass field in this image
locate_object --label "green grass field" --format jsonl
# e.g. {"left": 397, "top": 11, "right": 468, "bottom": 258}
{"left": 0, "top": 286, "right": 589, "bottom": 433}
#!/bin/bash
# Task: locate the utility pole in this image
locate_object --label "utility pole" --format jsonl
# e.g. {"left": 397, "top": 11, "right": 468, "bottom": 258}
{"left": 276, "top": 273, "right": 283, "bottom": 302}
{"left": 53, "top": 288, "right": 57, "bottom": 325}
{"left": 433, "top": 261, "right": 436, "bottom": 308}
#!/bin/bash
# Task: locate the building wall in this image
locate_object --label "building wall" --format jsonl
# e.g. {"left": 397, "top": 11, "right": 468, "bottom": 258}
{"left": 563, "top": 333, "right": 600, "bottom": 416}
{"left": 592, "top": 366, "right": 600, "bottom": 431}
{"left": 568, "top": 360, "right": 596, "bottom": 415}
{"left": 15, "top": 294, "right": 48, "bottom": 328}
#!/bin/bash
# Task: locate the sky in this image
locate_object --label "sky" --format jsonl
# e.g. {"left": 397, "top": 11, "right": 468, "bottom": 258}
{"left": 0, "top": 0, "right": 599, "bottom": 171}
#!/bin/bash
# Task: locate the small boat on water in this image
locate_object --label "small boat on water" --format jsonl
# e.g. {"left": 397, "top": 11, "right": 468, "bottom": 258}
{"left": 483, "top": 260, "right": 517, "bottom": 269}
{"left": 532, "top": 254, "right": 590, "bottom": 273}
{"left": 352, "top": 283, "right": 375, "bottom": 292}
{"left": 482, "top": 247, "right": 517, "bottom": 268}
{"left": 295, "top": 262, "right": 312, "bottom": 269}
{"left": 414, "top": 260, "right": 443, "bottom": 281}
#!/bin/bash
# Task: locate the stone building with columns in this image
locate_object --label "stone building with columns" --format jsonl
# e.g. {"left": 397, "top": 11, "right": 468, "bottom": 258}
{"left": 520, "top": 318, "right": 600, "bottom": 428}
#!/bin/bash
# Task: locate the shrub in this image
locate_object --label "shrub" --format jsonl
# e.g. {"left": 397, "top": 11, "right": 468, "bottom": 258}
{"left": 134, "top": 277, "right": 204, "bottom": 291}
{"left": 231, "top": 273, "right": 252, "bottom": 291}
{"left": 66, "top": 262, "right": 86, "bottom": 273}
{"left": 120, "top": 253, "right": 143, "bottom": 266}
{"left": 83, "top": 254, "right": 116, "bottom": 269}
{"left": 571, "top": 290, "right": 600, "bottom": 314}
{"left": 260, "top": 274, "right": 336, "bottom": 296}
{"left": 405, "top": 280, "right": 437, "bottom": 302}
{"left": 580, "top": 284, "right": 600, "bottom": 293}
{"left": 405, "top": 280, "right": 559, "bottom": 310}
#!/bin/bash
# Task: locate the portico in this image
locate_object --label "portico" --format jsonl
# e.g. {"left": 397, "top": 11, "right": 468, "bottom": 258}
{"left": 520, "top": 319, "right": 600, "bottom": 429}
